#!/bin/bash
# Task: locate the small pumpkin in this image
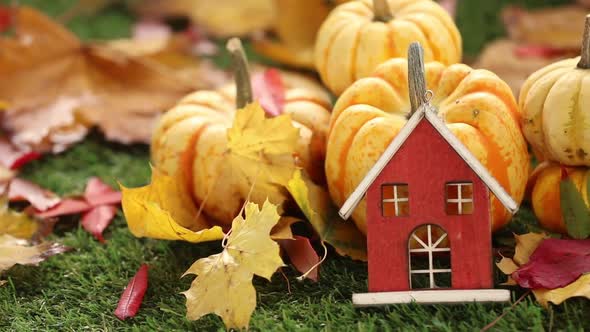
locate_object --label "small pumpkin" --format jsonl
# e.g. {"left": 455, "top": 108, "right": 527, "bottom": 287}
{"left": 528, "top": 162, "right": 590, "bottom": 234}
{"left": 314, "top": 0, "right": 462, "bottom": 95}
{"left": 151, "top": 39, "right": 332, "bottom": 226}
{"left": 519, "top": 16, "right": 590, "bottom": 166}
{"left": 326, "top": 54, "right": 529, "bottom": 234}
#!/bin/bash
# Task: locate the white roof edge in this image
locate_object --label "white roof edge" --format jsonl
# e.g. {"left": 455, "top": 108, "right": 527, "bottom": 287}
{"left": 423, "top": 111, "right": 519, "bottom": 214}
{"left": 338, "top": 108, "right": 426, "bottom": 219}
{"left": 338, "top": 106, "right": 519, "bottom": 220}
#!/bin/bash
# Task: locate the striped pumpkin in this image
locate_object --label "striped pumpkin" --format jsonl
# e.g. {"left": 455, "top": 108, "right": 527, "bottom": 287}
{"left": 519, "top": 16, "right": 590, "bottom": 166}
{"left": 528, "top": 162, "right": 590, "bottom": 234}
{"left": 151, "top": 68, "right": 331, "bottom": 226}
{"left": 315, "top": 0, "right": 461, "bottom": 96}
{"left": 326, "top": 58, "right": 529, "bottom": 234}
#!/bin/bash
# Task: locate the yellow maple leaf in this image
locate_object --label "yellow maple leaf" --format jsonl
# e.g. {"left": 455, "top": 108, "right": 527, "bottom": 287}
{"left": 182, "top": 200, "right": 284, "bottom": 330}
{"left": 225, "top": 102, "right": 299, "bottom": 209}
{"left": 287, "top": 169, "right": 367, "bottom": 261}
{"left": 0, "top": 196, "right": 38, "bottom": 239}
{"left": 120, "top": 168, "right": 224, "bottom": 243}
{"left": 533, "top": 274, "right": 590, "bottom": 307}
{"left": 0, "top": 234, "right": 68, "bottom": 272}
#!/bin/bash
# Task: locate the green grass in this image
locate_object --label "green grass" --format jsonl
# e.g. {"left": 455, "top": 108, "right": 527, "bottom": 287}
{"left": 1, "top": 135, "right": 589, "bottom": 331}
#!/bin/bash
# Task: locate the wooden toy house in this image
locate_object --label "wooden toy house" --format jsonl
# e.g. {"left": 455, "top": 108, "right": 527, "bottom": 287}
{"left": 338, "top": 95, "right": 517, "bottom": 306}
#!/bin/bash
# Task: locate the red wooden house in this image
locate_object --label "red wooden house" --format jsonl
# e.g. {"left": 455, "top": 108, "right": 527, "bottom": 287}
{"left": 339, "top": 103, "right": 517, "bottom": 306}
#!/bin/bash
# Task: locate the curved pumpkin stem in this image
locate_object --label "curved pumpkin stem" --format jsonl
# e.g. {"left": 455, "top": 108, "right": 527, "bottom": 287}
{"left": 226, "top": 38, "right": 253, "bottom": 109}
{"left": 408, "top": 42, "right": 427, "bottom": 115}
{"left": 578, "top": 15, "right": 590, "bottom": 69}
{"left": 373, "top": 0, "right": 392, "bottom": 22}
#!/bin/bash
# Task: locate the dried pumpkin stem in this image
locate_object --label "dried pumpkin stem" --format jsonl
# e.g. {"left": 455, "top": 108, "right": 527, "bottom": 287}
{"left": 578, "top": 15, "right": 590, "bottom": 69}
{"left": 226, "top": 38, "right": 253, "bottom": 109}
{"left": 373, "top": 0, "right": 393, "bottom": 22}
{"left": 408, "top": 42, "right": 427, "bottom": 115}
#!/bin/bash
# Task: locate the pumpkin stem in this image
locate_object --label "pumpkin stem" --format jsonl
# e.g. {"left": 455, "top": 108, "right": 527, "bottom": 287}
{"left": 408, "top": 42, "right": 427, "bottom": 115}
{"left": 578, "top": 15, "right": 590, "bottom": 69}
{"left": 226, "top": 38, "right": 253, "bottom": 109}
{"left": 373, "top": 0, "right": 393, "bottom": 22}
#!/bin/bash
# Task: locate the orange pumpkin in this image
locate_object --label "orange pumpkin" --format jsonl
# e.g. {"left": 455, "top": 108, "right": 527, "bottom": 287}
{"left": 326, "top": 57, "right": 529, "bottom": 234}
{"left": 528, "top": 162, "right": 590, "bottom": 234}
{"left": 315, "top": 0, "right": 461, "bottom": 95}
{"left": 151, "top": 40, "right": 331, "bottom": 226}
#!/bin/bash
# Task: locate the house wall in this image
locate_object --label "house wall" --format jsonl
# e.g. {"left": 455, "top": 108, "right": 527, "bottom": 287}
{"left": 366, "top": 119, "right": 493, "bottom": 292}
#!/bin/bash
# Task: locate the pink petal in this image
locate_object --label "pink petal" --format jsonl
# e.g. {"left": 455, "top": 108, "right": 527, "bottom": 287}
{"left": 35, "top": 199, "right": 92, "bottom": 219}
{"left": 81, "top": 205, "right": 118, "bottom": 243}
{"left": 252, "top": 68, "right": 286, "bottom": 117}
{"left": 115, "top": 264, "right": 149, "bottom": 320}
{"left": 279, "top": 236, "right": 320, "bottom": 282}
{"left": 84, "top": 177, "right": 121, "bottom": 206}
{"left": 8, "top": 178, "right": 61, "bottom": 211}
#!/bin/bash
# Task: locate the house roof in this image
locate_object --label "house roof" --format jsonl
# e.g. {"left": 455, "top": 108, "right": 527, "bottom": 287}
{"left": 338, "top": 104, "right": 519, "bottom": 220}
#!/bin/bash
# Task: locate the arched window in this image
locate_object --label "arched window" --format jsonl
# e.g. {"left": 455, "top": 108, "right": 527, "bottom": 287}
{"left": 408, "top": 224, "right": 451, "bottom": 289}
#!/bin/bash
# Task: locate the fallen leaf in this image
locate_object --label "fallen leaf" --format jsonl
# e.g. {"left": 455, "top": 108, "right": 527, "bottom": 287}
{"left": 114, "top": 264, "right": 149, "bottom": 321}
{"left": 252, "top": 68, "right": 285, "bottom": 117}
{"left": 512, "top": 238, "right": 590, "bottom": 289}
{"left": 279, "top": 235, "right": 320, "bottom": 282}
{"left": 496, "top": 232, "right": 590, "bottom": 307}
{"left": 8, "top": 178, "right": 61, "bottom": 211}
{"left": 533, "top": 274, "right": 590, "bottom": 307}
{"left": 0, "top": 196, "right": 38, "bottom": 239}
{"left": 560, "top": 171, "right": 590, "bottom": 239}
{"left": 0, "top": 234, "right": 68, "bottom": 272}
{"left": 132, "top": 0, "right": 275, "bottom": 37}
{"left": 0, "top": 280, "right": 6, "bottom": 287}
{"left": 270, "top": 216, "right": 299, "bottom": 240}
{"left": 0, "top": 137, "right": 41, "bottom": 170}
{"left": 35, "top": 199, "right": 92, "bottom": 219}
{"left": 120, "top": 168, "right": 224, "bottom": 243}
{"left": 225, "top": 102, "right": 299, "bottom": 209}
{"left": 286, "top": 169, "right": 367, "bottom": 261}
{"left": 84, "top": 177, "right": 121, "bottom": 206}
{"left": 82, "top": 205, "right": 118, "bottom": 243}
{"left": 0, "top": 7, "right": 204, "bottom": 151}
{"left": 183, "top": 200, "right": 284, "bottom": 330}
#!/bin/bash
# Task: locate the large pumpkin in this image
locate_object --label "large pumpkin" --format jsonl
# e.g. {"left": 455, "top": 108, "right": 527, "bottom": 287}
{"left": 519, "top": 16, "right": 590, "bottom": 166}
{"left": 528, "top": 162, "right": 590, "bottom": 234}
{"left": 326, "top": 57, "right": 529, "bottom": 234}
{"left": 151, "top": 40, "right": 331, "bottom": 226}
{"left": 315, "top": 0, "right": 461, "bottom": 96}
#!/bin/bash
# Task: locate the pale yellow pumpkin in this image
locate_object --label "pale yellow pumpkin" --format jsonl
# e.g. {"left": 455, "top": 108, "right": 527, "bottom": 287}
{"left": 326, "top": 58, "right": 529, "bottom": 234}
{"left": 519, "top": 16, "right": 590, "bottom": 166}
{"left": 528, "top": 162, "right": 590, "bottom": 234}
{"left": 314, "top": 0, "right": 462, "bottom": 95}
{"left": 151, "top": 42, "right": 331, "bottom": 226}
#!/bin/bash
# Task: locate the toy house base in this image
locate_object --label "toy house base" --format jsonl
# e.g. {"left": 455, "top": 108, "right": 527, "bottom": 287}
{"left": 352, "top": 289, "right": 510, "bottom": 307}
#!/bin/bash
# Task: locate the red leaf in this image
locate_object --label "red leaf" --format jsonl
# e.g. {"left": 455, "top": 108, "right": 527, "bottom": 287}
{"left": 84, "top": 177, "right": 121, "bottom": 206}
{"left": 8, "top": 178, "right": 61, "bottom": 211}
{"left": 279, "top": 236, "right": 320, "bottom": 282}
{"left": 81, "top": 205, "right": 118, "bottom": 243}
{"left": 35, "top": 199, "right": 92, "bottom": 219}
{"left": 0, "top": 138, "right": 41, "bottom": 170}
{"left": 0, "top": 6, "right": 12, "bottom": 32}
{"left": 115, "top": 264, "right": 149, "bottom": 321}
{"left": 514, "top": 45, "right": 572, "bottom": 59}
{"left": 512, "top": 238, "right": 590, "bottom": 289}
{"left": 252, "top": 68, "right": 286, "bottom": 117}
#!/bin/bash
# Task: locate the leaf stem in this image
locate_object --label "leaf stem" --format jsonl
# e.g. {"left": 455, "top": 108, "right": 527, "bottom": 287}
{"left": 226, "top": 38, "right": 253, "bottom": 109}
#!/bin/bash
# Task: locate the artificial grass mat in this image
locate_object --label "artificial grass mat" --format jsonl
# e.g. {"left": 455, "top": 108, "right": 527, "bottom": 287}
{"left": 0, "top": 135, "right": 588, "bottom": 331}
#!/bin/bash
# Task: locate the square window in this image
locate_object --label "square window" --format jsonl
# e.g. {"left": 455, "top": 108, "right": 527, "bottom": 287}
{"left": 445, "top": 182, "right": 473, "bottom": 215}
{"left": 381, "top": 184, "right": 409, "bottom": 217}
